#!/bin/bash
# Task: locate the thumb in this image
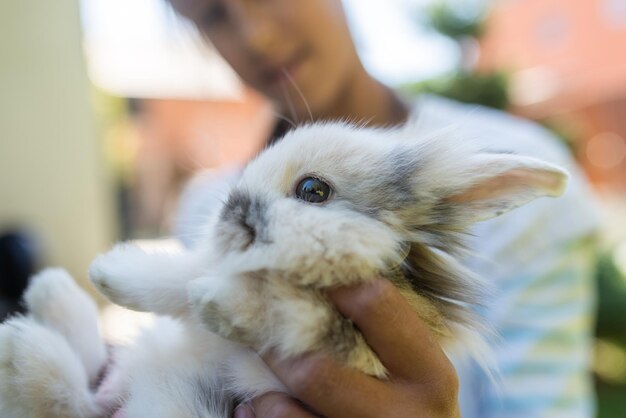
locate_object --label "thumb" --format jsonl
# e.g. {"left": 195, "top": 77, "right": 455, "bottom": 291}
{"left": 234, "top": 403, "right": 256, "bottom": 418}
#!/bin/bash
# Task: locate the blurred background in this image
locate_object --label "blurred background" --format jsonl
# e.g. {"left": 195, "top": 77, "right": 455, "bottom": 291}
{"left": 1, "top": 0, "right": 625, "bottom": 415}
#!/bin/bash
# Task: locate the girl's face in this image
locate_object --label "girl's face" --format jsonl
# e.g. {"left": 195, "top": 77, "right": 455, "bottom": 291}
{"left": 170, "top": 0, "right": 361, "bottom": 118}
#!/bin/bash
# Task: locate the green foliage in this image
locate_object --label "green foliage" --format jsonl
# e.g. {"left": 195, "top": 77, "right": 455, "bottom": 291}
{"left": 594, "top": 250, "right": 626, "bottom": 418}
{"left": 403, "top": 71, "right": 509, "bottom": 110}
{"left": 426, "top": 1, "right": 485, "bottom": 39}
{"left": 408, "top": 0, "right": 507, "bottom": 111}
{"left": 597, "top": 382, "right": 626, "bottom": 418}
{"left": 596, "top": 251, "right": 626, "bottom": 342}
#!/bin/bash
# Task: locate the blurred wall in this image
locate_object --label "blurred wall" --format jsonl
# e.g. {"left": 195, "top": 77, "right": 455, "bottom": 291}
{"left": 0, "top": 0, "right": 115, "bottom": 287}
{"left": 479, "top": 0, "right": 626, "bottom": 194}
{"left": 480, "top": 0, "right": 626, "bottom": 116}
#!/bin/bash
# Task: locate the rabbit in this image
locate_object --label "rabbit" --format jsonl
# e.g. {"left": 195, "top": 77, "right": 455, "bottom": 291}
{"left": 0, "top": 121, "right": 568, "bottom": 417}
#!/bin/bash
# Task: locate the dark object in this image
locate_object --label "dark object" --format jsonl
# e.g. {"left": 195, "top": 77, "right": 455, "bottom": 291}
{"left": 596, "top": 251, "right": 626, "bottom": 344}
{"left": 0, "top": 230, "right": 39, "bottom": 320}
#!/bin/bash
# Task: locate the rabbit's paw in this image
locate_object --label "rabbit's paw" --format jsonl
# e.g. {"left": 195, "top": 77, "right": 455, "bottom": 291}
{"left": 197, "top": 297, "right": 253, "bottom": 346}
{"left": 89, "top": 244, "right": 148, "bottom": 310}
{"left": 24, "top": 268, "right": 107, "bottom": 382}
{"left": 90, "top": 242, "right": 201, "bottom": 317}
{"left": 0, "top": 317, "right": 101, "bottom": 418}
{"left": 189, "top": 278, "right": 260, "bottom": 347}
{"left": 24, "top": 268, "right": 85, "bottom": 312}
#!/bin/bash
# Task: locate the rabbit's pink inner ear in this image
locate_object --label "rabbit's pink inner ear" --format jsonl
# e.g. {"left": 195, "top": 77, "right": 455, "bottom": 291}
{"left": 447, "top": 167, "right": 566, "bottom": 204}
{"left": 443, "top": 165, "right": 568, "bottom": 222}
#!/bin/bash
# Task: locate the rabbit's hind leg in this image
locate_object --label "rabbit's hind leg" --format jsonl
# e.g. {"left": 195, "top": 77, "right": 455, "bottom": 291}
{"left": 24, "top": 268, "right": 107, "bottom": 383}
{"left": 0, "top": 317, "right": 101, "bottom": 418}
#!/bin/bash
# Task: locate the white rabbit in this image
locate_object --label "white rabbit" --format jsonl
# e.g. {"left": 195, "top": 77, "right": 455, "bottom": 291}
{"left": 0, "top": 121, "right": 568, "bottom": 417}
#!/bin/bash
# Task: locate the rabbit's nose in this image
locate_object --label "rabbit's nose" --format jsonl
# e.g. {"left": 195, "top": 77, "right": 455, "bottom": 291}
{"left": 217, "top": 191, "right": 270, "bottom": 252}
{"left": 235, "top": 211, "right": 257, "bottom": 250}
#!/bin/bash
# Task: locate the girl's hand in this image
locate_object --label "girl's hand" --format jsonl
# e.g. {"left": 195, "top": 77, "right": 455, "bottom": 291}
{"left": 235, "top": 278, "right": 460, "bottom": 418}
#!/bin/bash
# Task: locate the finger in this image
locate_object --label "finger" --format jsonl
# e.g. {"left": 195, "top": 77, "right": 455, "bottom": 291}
{"left": 111, "top": 409, "right": 126, "bottom": 418}
{"left": 250, "top": 392, "right": 319, "bottom": 418}
{"left": 263, "top": 351, "right": 397, "bottom": 418}
{"left": 327, "top": 278, "right": 456, "bottom": 383}
{"left": 234, "top": 404, "right": 255, "bottom": 418}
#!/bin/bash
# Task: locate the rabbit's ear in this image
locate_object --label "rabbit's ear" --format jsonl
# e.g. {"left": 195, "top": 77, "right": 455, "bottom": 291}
{"left": 442, "top": 154, "right": 568, "bottom": 224}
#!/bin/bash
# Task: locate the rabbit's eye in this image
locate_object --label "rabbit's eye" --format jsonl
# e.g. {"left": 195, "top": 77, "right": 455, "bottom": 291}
{"left": 295, "top": 177, "right": 332, "bottom": 203}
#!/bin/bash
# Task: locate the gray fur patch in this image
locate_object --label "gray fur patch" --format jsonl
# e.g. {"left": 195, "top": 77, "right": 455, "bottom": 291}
{"left": 385, "top": 147, "right": 419, "bottom": 204}
{"left": 192, "top": 374, "right": 235, "bottom": 417}
{"left": 397, "top": 243, "right": 486, "bottom": 328}
{"left": 217, "top": 190, "right": 270, "bottom": 251}
{"left": 340, "top": 146, "right": 420, "bottom": 218}
{"left": 323, "top": 309, "right": 359, "bottom": 361}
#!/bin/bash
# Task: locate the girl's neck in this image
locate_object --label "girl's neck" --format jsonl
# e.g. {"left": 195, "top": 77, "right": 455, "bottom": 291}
{"left": 318, "top": 65, "right": 409, "bottom": 128}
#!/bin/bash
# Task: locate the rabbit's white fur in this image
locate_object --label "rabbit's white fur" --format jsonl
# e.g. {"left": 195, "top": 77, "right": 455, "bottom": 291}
{"left": 0, "top": 122, "right": 568, "bottom": 417}
{"left": 0, "top": 270, "right": 104, "bottom": 418}
{"left": 0, "top": 268, "right": 283, "bottom": 418}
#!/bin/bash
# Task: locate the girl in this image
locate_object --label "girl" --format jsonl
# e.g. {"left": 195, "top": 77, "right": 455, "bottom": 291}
{"left": 166, "top": 1, "right": 599, "bottom": 417}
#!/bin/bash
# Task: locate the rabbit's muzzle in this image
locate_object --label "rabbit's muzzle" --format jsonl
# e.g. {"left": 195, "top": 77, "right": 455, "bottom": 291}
{"left": 216, "top": 191, "right": 271, "bottom": 252}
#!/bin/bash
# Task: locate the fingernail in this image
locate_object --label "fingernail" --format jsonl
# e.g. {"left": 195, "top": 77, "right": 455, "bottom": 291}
{"left": 234, "top": 403, "right": 256, "bottom": 418}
